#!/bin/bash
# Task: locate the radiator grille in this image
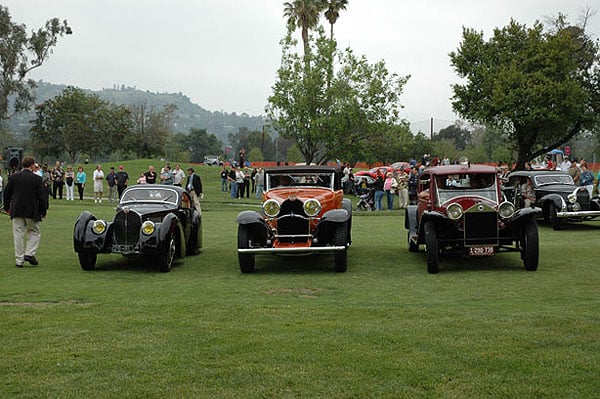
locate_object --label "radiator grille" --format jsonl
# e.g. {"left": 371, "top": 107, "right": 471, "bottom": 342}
{"left": 277, "top": 199, "right": 309, "bottom": 242}
{"left": 113, "top": 211, "right": 141, "bottom": 247}
{"left": 577, "top": 190, "right": 590, "bottom": 211}
{"left": 464, "top": 210, "right": 498, "bottom": 245}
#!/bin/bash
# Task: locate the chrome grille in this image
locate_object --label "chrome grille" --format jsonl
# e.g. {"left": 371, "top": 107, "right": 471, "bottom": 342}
{"left": 113, "top": 211, "right": 141, "bottom": 247}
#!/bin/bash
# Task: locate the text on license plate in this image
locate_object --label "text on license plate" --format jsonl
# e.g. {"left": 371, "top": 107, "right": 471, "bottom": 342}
{"left": 469, "top": 246, "right": 494, "bottom": 256}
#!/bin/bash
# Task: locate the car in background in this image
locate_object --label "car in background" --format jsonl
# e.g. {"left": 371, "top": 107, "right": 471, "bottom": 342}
{"left": 405, "top": 161, "right": 540, "bottom": 273}
{"left": 354, "top": 166, "right": 394, "bottom": 179}
{"left": 504, "top": 170, "right": 600, "bottom": 230}
{"left": 204, "top": 155, "right": 223, "bottom": 166}
{"left": 390, "top": 161, "right": 410, "bottom": 172}
{"left": 74, "top": 185, "right": 202, "bottom": 272}
{"left": 236, "top": 166, "right": 352, "bottom": 273}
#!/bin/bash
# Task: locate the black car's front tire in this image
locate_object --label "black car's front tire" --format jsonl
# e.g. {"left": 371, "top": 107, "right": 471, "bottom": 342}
{"left": 157, "top": 235, "right": 176, "bottom": 272}
{"left": 424, "top": 221, "right": 440, "bottom": 274}
{"left": 548, "top": 203, "right": 562, "bottom": 230}
{"left": 238, "top": 225, "right": 255, "bottom": 273}
{"left": 78, "top": 252, "right": 97, "bottom": 271}
{"left": 522, "top": 220, "right": 539, "bottom": 271}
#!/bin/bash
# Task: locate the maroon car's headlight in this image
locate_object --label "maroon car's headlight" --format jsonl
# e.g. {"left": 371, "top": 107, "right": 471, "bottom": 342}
{"left": 498, "top": 201, "right": 515, "bottom": 220}
{"left": 303, "top": 199, "right": 322, "bottom": 217}
{"left": 446, "top": 203, "right": 463, "bottom": 220}
{"left": 263, "top": 199, "right": 280, "bottom": 217}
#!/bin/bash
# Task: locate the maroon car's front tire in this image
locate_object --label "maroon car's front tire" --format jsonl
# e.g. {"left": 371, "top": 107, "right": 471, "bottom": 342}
{"left": 424, "top": 221, "right": 440, "bottom": 274}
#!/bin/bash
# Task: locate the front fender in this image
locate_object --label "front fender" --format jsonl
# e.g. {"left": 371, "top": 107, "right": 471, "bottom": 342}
{"left": 73, "top": 211, "right": 112, "bottom": 253}
{"left": 539, "top": 193, "right": 565, "bottom": 210}
{"left": 320, "top": 208, "right": 350, "bottom": 223}
{"left": 237, "top": 210, "right": 265, "bottom": 225}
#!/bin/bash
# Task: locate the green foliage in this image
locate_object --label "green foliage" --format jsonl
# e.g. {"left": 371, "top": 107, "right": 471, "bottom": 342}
{"left": 228, "top": 128, "right": 276, "bottom": 161}
{"left": 284, "top": 144, "right": 304, "bottom": 163}
{"left": 0, "top": 6, "right": 71, "bottom": 120}
{"left": 127, "top": 102, "right": 177, "bottom": 159}
{"left": 267, "top": 26, "right": 410, "bottom": 164}
{"left": 30, "top": 87, "right": 132, "bottom": 163}
{"left": 175, "top": 127, "right": 222, "bottom": 163}
{"left": 434, "top": 123, "right": 471, "bottom": 151}
{"left": 450, "top": 17, "right": 600, "bottom": 168}
{"left": 247, "top": 147, "right": 264, "bottom": 162}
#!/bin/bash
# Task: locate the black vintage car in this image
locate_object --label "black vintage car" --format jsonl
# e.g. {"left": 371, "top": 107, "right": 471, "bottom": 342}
{"left": 504, "top": 170, "right": 600, "bottom": 230}
{"left": 74, "top": 185, "right": 202, "bottom": 272}
{"left": 405, "top": 163, "right": 540, "bottom": 273}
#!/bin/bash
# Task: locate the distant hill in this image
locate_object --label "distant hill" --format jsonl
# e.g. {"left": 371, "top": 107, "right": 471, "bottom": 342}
{"left": 6, "top": 81, "right": 265, "bottom": 145}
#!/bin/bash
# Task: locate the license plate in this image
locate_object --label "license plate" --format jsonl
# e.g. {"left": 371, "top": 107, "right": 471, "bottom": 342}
{"left": 469, "top": 246, "right": 494, "bottom": 256}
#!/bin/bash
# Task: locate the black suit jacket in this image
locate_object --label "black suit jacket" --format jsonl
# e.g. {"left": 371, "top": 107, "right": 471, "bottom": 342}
{"left": 186, "top": 174, "right": 202, "bottom": 196}
{"left": 3, "top": 169, "right": 47, "bottom": 221}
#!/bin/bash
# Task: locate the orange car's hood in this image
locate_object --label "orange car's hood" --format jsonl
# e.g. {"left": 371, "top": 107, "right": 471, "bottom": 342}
{"left": 265, "top": 188, "right": 339, "bottom": 206}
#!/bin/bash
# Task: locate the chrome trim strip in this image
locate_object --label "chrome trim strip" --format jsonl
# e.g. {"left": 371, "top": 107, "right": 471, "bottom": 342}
{"left": 238, "top": 246, "right": 347, "bottom": 254}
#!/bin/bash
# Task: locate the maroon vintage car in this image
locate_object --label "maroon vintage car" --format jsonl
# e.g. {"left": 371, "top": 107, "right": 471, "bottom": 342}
{"left": 405, "top": 161, "right": 540, "bottom": 273}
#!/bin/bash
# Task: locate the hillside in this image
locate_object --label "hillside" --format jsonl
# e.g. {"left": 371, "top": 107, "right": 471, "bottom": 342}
{"left": 6, "top": 81, "right": 265, "bottom": 145}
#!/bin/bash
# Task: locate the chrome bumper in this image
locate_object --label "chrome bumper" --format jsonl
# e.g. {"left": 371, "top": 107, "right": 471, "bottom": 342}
{"left": 557, "top": 210, "right": 600, "bottom": 218}
{"left": 238, "top": 245, "right": 347, "bottom": 255}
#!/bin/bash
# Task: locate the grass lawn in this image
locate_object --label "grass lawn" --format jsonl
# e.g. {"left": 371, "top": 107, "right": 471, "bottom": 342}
{"left": 1, "top": 161, "right": 599, "bottom": 398}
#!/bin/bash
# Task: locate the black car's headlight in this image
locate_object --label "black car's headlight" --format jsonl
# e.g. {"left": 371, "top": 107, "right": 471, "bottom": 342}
{"left": 498, "top": 201, "right": 515, "bottom": 219}
{"left": 141, "top": 220, "right": 155, "bottom": 236}
{"left": 263, "top": 199, "right": 280, "bottom": 217}
{"left": 446, "top": 203, "right": 463, "bottom": 220}
{"left": 303, "top": 199, "right": 321, "bottom": 217}
{"left": 568, "top": 193, "right": 577, "bottom": 204}
{"left": 92, "top": 220, "right": 107, "bottom": 235}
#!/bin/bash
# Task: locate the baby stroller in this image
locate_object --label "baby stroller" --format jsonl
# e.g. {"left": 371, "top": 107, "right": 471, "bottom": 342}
{"left": 356, "top": 187, "right": 375, "bottom": 211}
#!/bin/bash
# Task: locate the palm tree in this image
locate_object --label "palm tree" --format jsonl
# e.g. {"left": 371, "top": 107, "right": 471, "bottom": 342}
{"left": 323, "top": 0, "right": 348, "bottom": 41}
{"left": 283, "top": 0, "right": 325, "bottom": 70}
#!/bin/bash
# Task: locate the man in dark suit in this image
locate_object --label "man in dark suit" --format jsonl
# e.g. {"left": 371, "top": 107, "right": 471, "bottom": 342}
{"left": 185, "top": 167, "right": 203, "bottom": 212}
{"left": 3, "top": 156, "right": 48, "bottom": 267}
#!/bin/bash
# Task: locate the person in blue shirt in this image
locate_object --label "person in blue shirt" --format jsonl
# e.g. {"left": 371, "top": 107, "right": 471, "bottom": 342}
{"left": 76, "top": 166, "right": 87, "bottom": 201}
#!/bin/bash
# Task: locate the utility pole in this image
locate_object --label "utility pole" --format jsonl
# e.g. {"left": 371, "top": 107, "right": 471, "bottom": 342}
{"left": 430, "top": 117, "right": 434, "bottom": 138}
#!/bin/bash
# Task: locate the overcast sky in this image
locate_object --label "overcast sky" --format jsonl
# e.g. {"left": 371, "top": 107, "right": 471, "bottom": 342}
{"left": 4, "top": 0, "right": 599, "bottom": 130}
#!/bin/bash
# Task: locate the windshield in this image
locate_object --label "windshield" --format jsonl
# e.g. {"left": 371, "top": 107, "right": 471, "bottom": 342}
{"left": 435, "top": 173, "right": 498, "bottom": 203}
{"left": 533, "top": 174, "right": 574, "bottom": 186}
{"left": 267, "top": 172, "right": 334, "bottom": 190}
{"left": 120, "top": 187, "right": 179, "bottom": 205}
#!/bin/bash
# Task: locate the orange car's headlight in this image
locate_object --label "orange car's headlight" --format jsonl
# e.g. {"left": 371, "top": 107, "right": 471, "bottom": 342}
{"left": 303, "top": 199, "right": 321, "bottom": 217}
{"left": 263, "top": 199, "right": 280, "bottom": 217}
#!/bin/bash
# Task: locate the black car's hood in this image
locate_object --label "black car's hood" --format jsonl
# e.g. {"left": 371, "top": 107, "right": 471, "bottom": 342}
{"left": 117, "top": 202, "right": 178, "bottom": 217}
{"left": 535, "top": 184, "right": 579, "bottom": 196}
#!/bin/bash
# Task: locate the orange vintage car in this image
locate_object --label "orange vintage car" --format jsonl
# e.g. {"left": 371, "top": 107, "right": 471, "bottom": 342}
{"left": 236, "top": 166, "right": 352, "bottom": 273}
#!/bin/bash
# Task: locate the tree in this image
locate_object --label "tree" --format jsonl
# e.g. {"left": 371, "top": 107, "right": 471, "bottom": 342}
{"left": 127, "top": 102, "right": 176, "bottom": 158}
{"left": 283, "top": 0, "right": 324, "bottom": 72}
{"left": 30, "top": 87, "right": 131, "bottom": 163}
{"left": 323, "top": 0, "right": 348, "bottom": 40}
{"left": 179, "top": 128, "right": 222, "bottom": 163}
{"left": 434, "top": 123, "right": 472, "bottom": 150}
{"left": 450, "top": 16, "right": 600, "bottom": 169}
{"left": 267, "top": 27, "right": 409, "bottom": 164}
{"left": 0, "top": 6, "right": 71, "bottom": 121}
